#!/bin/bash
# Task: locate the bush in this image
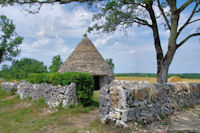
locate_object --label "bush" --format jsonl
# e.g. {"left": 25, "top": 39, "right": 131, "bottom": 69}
{"left": 27, "top": 73, "right": 46, "bottom": 84}
{"left": 27, "top": 72, "right": 94, "bottom": 106}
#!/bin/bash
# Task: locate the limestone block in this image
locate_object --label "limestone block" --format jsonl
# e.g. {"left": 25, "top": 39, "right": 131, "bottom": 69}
{"left": 62, "top": 83, "right": 77, "bottom": 108}
{"left": 132, "top": 86, "right": 148, "bottom": 100}
{"left": 190, "top": 83, "right": 199, "bottom": 92}
{"left": 110, "top": 86, "right": 121, "bottom": 107}
{"left": 115, "top": 120, "right": 128, "bottom": 128}
{"left": 15, "top": 81, "right": 78, "bottom": 108}
{"left": 174, "top": 82, "right": 190, "bottom": 92}
{"left": 121, "top": 107, "right": 140, "bottom": 122}
{"left": 1, "top": 82, "right": 18, "bottom": 92}
{"left": 148, "top": 84, "right": 159, "bottom": 100}
{"left": 99, "top": 95, "right": 108, "bottom": 106}
{"left": 112, "top": 111, "right": 121, "bottom": 119}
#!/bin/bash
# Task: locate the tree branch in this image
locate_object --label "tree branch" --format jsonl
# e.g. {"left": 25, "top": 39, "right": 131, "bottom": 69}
{"left": 177, "top": 33, "right": 200, "bottom": 48}
{"left": 157, "top": 0, "right": 171, "bottom": 30}
{"left": 133, "top": 17, "right": 152, "bottom": 27}
{"left": 188, "top": 18, "right": 200, "bottom": 24}
{"left": 176, "top": 0, "right": 193, "bottom": 13}
{"left": 177, "top": 2, "right": 199, "bottom": 37}
{"left": 3, "top": 0, "right": 91, "bottom": 5}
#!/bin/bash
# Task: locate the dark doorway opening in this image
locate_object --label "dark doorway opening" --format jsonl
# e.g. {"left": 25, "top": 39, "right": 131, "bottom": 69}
{"left": 94, "top": 76, "right": 100, "bottom": 90}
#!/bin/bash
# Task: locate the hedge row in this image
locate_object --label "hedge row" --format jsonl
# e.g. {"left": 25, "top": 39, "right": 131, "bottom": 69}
{"left": 27, "top": 72, "right": 94, "bottom": 106}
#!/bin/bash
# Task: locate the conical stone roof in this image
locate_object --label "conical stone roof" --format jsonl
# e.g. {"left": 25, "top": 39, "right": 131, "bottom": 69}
{"left": 58, "top": 37, "right": 114, "bottom": 76}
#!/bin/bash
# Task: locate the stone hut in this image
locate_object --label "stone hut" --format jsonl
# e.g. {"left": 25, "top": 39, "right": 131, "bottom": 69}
{"left": 58, "top": 37, "right": 114, "bottom": 90}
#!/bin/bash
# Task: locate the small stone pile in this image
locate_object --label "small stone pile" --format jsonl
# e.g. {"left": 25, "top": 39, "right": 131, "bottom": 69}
{"left": 1, "top": 81, "right": 78, "bottom": 108}
{"left": 99, "top": 80, "right": 200, "bottom": 127}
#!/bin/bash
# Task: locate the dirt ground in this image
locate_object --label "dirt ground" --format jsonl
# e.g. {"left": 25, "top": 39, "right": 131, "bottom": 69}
{"left": 77, "top": 105, "right": 200, "bottom": 133}
{"left": 140, "top": 105, "right": 200, "bottom": 132}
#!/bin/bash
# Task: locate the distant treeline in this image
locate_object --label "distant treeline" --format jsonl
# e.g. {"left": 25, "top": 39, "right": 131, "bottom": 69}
{"left": 115, "top": 73, "right": 200, "bottom": 79}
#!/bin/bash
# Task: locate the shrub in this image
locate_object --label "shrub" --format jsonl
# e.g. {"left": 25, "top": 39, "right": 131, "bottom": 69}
{"left": 47, "top": 73, "right": 63, "bottom": 85}
{"left": 27, "top": 73, "right": 46, "bottom": 84}
{"left": 27, "top": 72, "right": 94, "bottom": 106}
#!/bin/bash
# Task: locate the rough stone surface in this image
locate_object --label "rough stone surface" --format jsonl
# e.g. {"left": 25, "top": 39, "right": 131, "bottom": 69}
{"left": 1, "top": 82, "right": 20, "bottom": 92}
{"left": 1, "top": 81, "right": 77, "bottom": 108}
{"left": 99, "top": 80, "right": 200, "bottom": 128}
{"left": 132, "top": 86, "right": 148, "bottom": 100}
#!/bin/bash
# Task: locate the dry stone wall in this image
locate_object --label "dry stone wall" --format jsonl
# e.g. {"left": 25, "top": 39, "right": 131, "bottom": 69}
{"left": 99, "top": 80, "right": 200, "bottom": 127}
{"left": 1, "top": 81, "right": 77, "bottom": 108}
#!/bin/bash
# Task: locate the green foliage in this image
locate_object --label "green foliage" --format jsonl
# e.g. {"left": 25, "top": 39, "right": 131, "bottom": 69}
{"left": 0, "top": 89, "right": 11, "bottom": 99}
{"left": 27, "top": 72, "right": 94, "bottom": 106}
{"left": 27, "top": 73, "right": 47, "bottom": 84}
{"left": 0, "top": 15, "right": 23, "bottom": 64}
{"left": 34, "top": 98, "right": 48, "bottom": 108}
{"left": 159, "top": 114, "right": 166, "bottom": 120}
{"left": 0, "top": 78, "right": 5, "bottom": 88}
{"left": 1, "top": 58, "right": 48, "bottom": 80}
{"left": 106, "top": 58, "right": 114, "bottom": 72}
{"left": 55, "top": 103, "right": 63, "bottom": 111}
{"left": 88, "top": 0, "right": 146, "bottom": 33}
{"left": 0, "top": 87, "right": 16, "bottom": 97}
{"left": 8, "top": 88, "right": 16, "bottom": 95}
{"left": 66, "top": 104, "right": 75, "bottom": 109}
{"left": 49, "top": 55, "right": 63, "bottom": 72}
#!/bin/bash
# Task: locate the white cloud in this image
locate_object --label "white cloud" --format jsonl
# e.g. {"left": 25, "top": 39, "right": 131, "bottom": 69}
{"left": 94, "top": 35, "right": 112, "bottom": 47}
{"left": 128, "top": 49, "right": 136, "bottom": 54}
{"left": 0, "top": 5, "right": 94, "bottom": 67}
{"left": 32, "top": 38, "right": 51, "bottom": 48}
{"left": 110, "top": 42, "right": 122, "bottom": 49}
{"left": 0, "top": 4, "right": 199, "bottom": 73}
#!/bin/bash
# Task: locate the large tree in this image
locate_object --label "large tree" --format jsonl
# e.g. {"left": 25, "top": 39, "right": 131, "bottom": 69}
{"left": 1, "top": 58, "right": 48, "bottom": 79}
{"left": 49, "top": 55, "right": 63, "bottom": 72}
{"left": 106, "top": 58, "right": 114, "bottom": 72}
{"left": 1, "top": 0, "right": 200, "bottom": 84}
{"left": 88, "top": 0, "right": 200, "bottom": 84}
{"left": 0, "top": 15, "right": 23, "bottom": 64}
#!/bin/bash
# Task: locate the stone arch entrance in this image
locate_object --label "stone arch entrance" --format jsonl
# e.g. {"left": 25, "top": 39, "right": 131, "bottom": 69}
{"left": 94, "top": 76, "right": 100, "bottom": 90}
{"left": 94, "top": 75, "right": 114, "bottom": 90}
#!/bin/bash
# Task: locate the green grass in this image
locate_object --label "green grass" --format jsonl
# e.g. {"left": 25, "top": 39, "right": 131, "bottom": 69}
{"left": 0, "top": 89, "right": 101, "bottom": 133}
{"left": 0, "top": 90, "right": 11, "bottom": 99}
{"left": 0, "top": 78, "right": 5, "bottom": 88}
{"left": 159, "top": 114, "right": 166, "bottom": 120}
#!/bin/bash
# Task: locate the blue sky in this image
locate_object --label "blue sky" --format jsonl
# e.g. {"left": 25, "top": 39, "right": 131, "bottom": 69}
{"left": 0, "top": 2, "right": 200, "bottom": 73}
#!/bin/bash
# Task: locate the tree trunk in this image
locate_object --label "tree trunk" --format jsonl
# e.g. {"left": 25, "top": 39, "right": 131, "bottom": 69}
{"left": 157, "top": 45, "right": 176, "bottom": 84}
{"left": 150, "top": 0, "right": 179, "bottom": 84}
{"left": 0, "top": 51, "right": 2, "bottom": 64}
{"left": 157, "top": 62, "right": 169, "bottom": 84}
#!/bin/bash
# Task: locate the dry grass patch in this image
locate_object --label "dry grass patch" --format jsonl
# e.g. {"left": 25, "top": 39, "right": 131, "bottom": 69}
{"left": 115, "top": 76, "right": 200, "bottom": 83}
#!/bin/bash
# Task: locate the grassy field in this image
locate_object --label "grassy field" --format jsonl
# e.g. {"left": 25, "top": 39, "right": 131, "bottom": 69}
{"left": 0, "top": 77, "right": 200, "bottom": 133}
{"left": 115, "top": 76, "right": 200, "bottom": 83}
{"left": 0, "top": 88, "right": 130, "bottom": 133}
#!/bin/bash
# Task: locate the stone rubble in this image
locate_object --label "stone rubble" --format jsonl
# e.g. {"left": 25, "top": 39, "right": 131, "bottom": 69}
{"left": 1, "top": 81, "right": 77, "bottom": 108}
{"left": 99, "top": 80, "right": 200, "bottom": 127}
